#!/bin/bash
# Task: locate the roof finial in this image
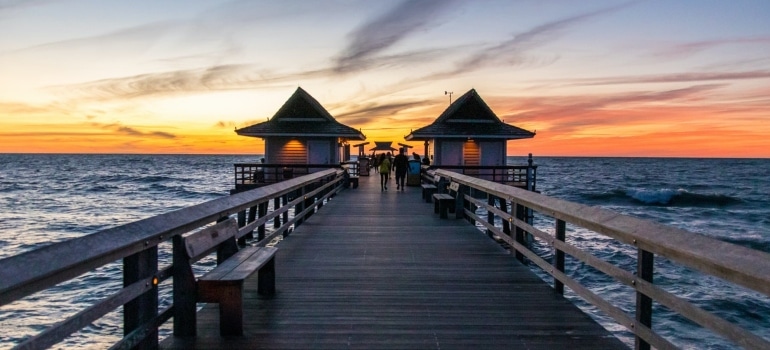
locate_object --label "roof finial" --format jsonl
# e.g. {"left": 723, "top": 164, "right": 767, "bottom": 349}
{"left": 444, "top": 91, "right": 453, "bottom": 105}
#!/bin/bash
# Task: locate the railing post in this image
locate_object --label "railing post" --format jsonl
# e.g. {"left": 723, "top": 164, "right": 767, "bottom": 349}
{"left": 486, "top": 194, "right": 495, "bottom": 238}
{"left": 295, "top": 188, "right": 305, "bottom": 227}
{"left": 282, "top": 194, "right": 289, "bottom": 234}
{"left": 258, "top": 202, "right": 268, "bottom": 241}
{"left": 501, "top": 199, "right": 510, "bottom": 236}
{"left": 123, "top": 247, "right": 158, "bottom": 350}
{"left": 514, "top": 202, "right": 526, "bottom": 263}
{"left": 554, "top": 219, "right": 566, "bottom": 295}
{"left": 172, "top": 235, "right": 196, "bottom": 337}
{"left": 526, "top": 153, "right": 534, "bottom": 192}
{"left": 273, "top": 197, "right": 281, "bottom": 228}
{"left": 237, "top": 209, "right": 247, "bottom": 245}
{"left": 636, "top": 249, "right": 654, "bottom": 350}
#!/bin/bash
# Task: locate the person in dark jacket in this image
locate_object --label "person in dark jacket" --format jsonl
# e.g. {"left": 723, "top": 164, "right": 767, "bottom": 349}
{"left": 393, "top": 149, "right": 409, "bottom": 191}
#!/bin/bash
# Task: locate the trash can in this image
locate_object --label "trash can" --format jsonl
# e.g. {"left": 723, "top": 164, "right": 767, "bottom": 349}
{"left": 358, "top": 157, "right": 370, "bottom": 176}
{"left": 406, "top": 160, "right": 421, "bottom": 186}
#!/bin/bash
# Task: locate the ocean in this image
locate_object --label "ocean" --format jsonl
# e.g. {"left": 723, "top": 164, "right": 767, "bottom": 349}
{"left": 0, "top": 154, "right": 768, "bottom": 349}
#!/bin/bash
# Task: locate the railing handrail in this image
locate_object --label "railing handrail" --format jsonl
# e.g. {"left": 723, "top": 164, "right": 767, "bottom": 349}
{"left": 435, "top": 168, "right": 770, "bottom": 349}
{"left": 0, "top": 168, "right": 341, "bottom": 306}
{"left": 435, "top": 169, "right": 770, "bottom": 296}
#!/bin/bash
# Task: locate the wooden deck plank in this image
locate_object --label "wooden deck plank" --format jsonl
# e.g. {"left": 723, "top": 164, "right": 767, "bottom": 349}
{"left": 161, "top": 174, "right": 626, "bottom": 349}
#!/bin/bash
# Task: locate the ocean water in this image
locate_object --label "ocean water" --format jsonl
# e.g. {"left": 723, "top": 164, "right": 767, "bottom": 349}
{"left": 0, "top": 154, "right": 769, "bottom": 349}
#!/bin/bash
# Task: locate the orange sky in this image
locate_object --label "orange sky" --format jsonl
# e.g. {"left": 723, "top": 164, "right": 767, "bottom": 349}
{"left": 1, "top": 1, "right": 769, "bottom": 157}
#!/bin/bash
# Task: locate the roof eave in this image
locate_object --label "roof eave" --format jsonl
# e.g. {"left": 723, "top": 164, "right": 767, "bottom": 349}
{"left": 237, "top": 132, "right": 366, "bottom": 140}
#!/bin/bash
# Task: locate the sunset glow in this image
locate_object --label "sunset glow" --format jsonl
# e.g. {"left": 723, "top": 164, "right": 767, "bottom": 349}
{"left": 1, "top": 1, "right": 768, "bottom": 157}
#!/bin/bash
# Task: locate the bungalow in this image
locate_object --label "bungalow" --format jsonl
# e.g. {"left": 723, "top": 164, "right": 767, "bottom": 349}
{"left": 235, "top": 87, "right": 366, "bottom": 169}
{"left": 404, "top": 89, "right": 534, "bottom": 168}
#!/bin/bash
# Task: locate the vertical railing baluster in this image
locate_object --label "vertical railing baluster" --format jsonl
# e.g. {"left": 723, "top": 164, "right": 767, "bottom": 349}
{"left": 514, "top": 202, "right": 526, "bottom": 263}
{"left": 274, "top": 197, "right": 281, "bottom": 228}
{"left": 237, "top": 209, "right": 247, "bottom": 245}
{"left": 282, "top": 194, "right": 289, "bottom": 235}
{"left": 501, "top": 199, "right": 510, "bottom": 237}
{"left": 486, "top": 194, "right": 495, "bottom": 238}
{"left": 295, "top": 187, "right": 305, "bottom": 227}
{"left": 258, "top": 202, "right": 268, "bottom": 241}
{"left": 123, "top": 247, "right": 158, "bottom": 350}
{"left": 636, "top": 249, "right": 654, "bottom": 350}
{"left": 554, "top": 219, "right": 566, "bottom": 295}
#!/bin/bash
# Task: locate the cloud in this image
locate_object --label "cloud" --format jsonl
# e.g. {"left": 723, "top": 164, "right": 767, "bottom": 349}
{"left": 652, "top": 37, "right": 770, "bottom": 59}
{"left": 62, "top": 64, "right": 268, "bottom": 100}
{"left": 570, "top": 71, "right": 770, "bottom": 86}
{"left": 92, "top": 122, "right": 177, "bottom": 139}
{"left": 499, "top": 84, "right": 726, "bottom": 133}
{"left": 334, "top": 0, "right": 457, "bottom": 73}
{"left": 422, "top": 1, "right": 637, "bottom": 79}
{"left": 334, "top": 100, "right": 431, "bottom": 125}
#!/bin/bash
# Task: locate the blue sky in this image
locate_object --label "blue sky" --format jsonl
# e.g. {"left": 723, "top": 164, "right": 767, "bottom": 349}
{"left": 1, "top": 0, "right": 769, "bottom": 156}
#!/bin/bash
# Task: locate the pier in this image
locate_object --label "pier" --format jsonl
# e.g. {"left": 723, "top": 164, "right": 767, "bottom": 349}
{"left": 2, "top": 165, "right": 769, "bottom": 349}
{"left": 161, "top": 173, "right": 623, "bottom": 349}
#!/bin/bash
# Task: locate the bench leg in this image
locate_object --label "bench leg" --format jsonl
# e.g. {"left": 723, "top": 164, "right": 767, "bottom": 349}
{"left": 218, "top": 285, "right": 243, "bottom": 336}
{"left": 424, "top": 189, "right": 436, "bottom": 203}
{"left": 258, "top": 258, "right": 276, "bottom": 295}
{"left": 439, "top": 200, "right": 449, "bottom": 219}
{"left": 434, "top": 198, "right": 440, "bottom": 214}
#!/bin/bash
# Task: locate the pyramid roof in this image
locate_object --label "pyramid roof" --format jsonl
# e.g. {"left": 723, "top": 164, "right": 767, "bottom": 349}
{"left": 236, "top": 87, "right": 366, "bottom": 140}
{"left": 405, "top": 89, "right": 534, "bottom": 141}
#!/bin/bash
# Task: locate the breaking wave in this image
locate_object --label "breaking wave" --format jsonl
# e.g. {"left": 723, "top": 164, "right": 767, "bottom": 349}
{"left": 584, "top": 188, "right": 743, "bottom": 207}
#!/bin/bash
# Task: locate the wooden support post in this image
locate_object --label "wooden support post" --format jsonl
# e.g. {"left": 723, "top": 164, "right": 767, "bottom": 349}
{"left": 282, "top": 195, "right": 289, "bottom": 236}
{"left": 554, "top": 219, "right": 566, "bottom": 295}
{"left": 636, "top": 249, "right": 654, "bottom": 350}
{"left": 501, "top": 199, "right": 510, "bottom": 236}
{"left": 273, "top": 197, "right": 281, "bottom": 228}
{"left": 123, "top": 247, "right": 158, "bottom": 349}
{"left": 295, "top": 188, "right": 305, "bottom": 227}
{"left": 486, "top": 194, "right": 495, "bottom": 238}
{"left": 514, "top": 202, "right": 526, "bottom": 263}
{"left": 237, "top": 210, "right": 246, "bottom": 245}
{"left": 304, "top": 183, "right": 316, "bottom": 220}
{"left": 172, "top": 236, "right": 196, "bottom": 336}
{"left": 258, "top": 202, "right": 268, "bottom": 241}
{"left": 246, "top": 205, "right": 257, "bottom": 240}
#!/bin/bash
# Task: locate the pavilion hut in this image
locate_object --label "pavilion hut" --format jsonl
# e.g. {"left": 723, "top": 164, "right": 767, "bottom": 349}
{"left": 405, "top": 89, "right": 534, "bottom": 168}
{"left": 235, "top": 87, "right": 365, "bottom": 182}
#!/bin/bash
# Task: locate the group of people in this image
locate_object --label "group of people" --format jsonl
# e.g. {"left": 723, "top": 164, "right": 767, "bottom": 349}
{"left": 375, "top": 150, "right": 427, "bottom": 192}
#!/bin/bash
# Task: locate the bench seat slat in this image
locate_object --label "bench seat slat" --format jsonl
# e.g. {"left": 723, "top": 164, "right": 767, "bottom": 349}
{"left": 199, "top": 247, "right": 277, "bottom": 282}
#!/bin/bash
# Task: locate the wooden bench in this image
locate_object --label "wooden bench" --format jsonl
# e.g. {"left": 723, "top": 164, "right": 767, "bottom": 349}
{"left": 421, "top": 174, "right": 440, "bottom": 203}
{"left": 174, "top": 218, "right": 277, "bottom": 336}
{"left": 433, "top": 182, "right": 459, "bottom": 219}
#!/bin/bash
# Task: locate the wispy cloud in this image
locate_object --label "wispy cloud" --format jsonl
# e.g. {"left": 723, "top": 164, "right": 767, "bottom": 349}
{"left": 567, "top": 70, "right": 770, "bottom": 86}
{"left": 334, "top": 0, "right": 458, "bottom": 73}
{"left": 427, "top": 1, "right": 639, "bottom": 78}
{"left": 62, "top": 64, "right": 268, "bottom": 100}
{"left": 90, "top": 122, "right": 176, "bottom": 139}
{"left": 499, "top": 84, "right": 726, "bottom": 133}
{"left": 334, "top": 100, "right": 431, "bottom": 125}
{"left": 652, "top": 36, "right": 770, "bottom": 59}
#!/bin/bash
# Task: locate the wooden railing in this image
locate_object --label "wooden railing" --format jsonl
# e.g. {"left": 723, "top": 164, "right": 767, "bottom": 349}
{"left": 0, "top": 169, "right": 346, "bottom": 350}
{"left": 433, "top": 169, "right": 770, "bottom": 350}
{"left": 233, "top": 163, "right": 346, "bottom": 192}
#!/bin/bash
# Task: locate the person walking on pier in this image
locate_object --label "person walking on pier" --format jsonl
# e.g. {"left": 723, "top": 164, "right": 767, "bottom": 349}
{"left": 378, "top": 153, "right": 391, "bottom": 191}
{"left": 393, "top": 149, "right": 408, "bottom": 191}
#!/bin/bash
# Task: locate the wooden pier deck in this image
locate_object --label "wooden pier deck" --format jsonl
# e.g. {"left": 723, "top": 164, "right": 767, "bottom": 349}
{"left": 161, "top": 174, "right": 626, "bottom": 349}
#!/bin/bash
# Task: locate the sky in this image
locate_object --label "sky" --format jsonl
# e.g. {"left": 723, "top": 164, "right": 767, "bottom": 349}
{"left": 1, "top": 0, "right": 769, "bottom": 157}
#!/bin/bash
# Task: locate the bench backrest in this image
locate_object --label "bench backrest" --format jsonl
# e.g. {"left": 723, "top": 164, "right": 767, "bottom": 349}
{"left": 183, "top": 218, "right": 239, "bottom": 262}
{"left": 448, "top": 181, "right": 459, "bottom": 194}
